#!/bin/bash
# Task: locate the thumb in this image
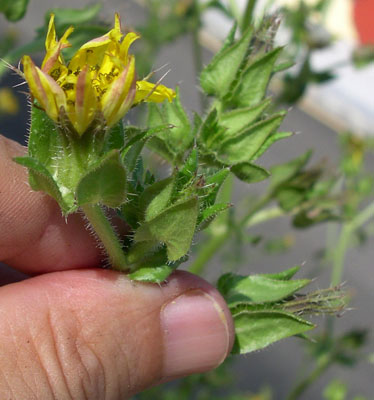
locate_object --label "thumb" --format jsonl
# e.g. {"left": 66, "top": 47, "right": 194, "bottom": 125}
{"left": 0, "top": 269, "right": 234, "bottom": 399}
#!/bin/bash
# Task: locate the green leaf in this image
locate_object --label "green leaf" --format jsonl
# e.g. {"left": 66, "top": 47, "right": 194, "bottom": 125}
{"left": 129, "top": 265, "right": 174, "bottom": 283}
{"left": 270, "top": 150, "right": 312, "bottom": 190}
{"left": 135, "top": 197, "right": 198, "bottom": 261}
{"left": 122, "top": 141, "right": 145, "bottom": 173}
{"left": 147, "top": 89, "right": 192, "bottom": 162}
{"left": 218, "top": 113, "right": 286, "bottom": 164}
{"left": 277, "top": 188, "right": 305, "bottom": 211}
{"left": 323, "top": 380, "right": 347, "bottom": 400}
{"left": 76, "top": 150, "right": 127, "bottom": 207}
{"left": 139, "top": 176, "right": 175, "bottom": 221}
{"left": 263, "top": 266, "right": 300, "bottom": 280}
{"left": 47, "top": 4, "right": 102, "bottom": 28}
{"left": 0, "top": 0, "right": 29, "bottom": 21}
{"left": 232, "top": 47, "right": 283, "bottom": 107}
{"left": 200, "top": 27, "right": 253, "bottom": 98}
{"left": 199, "top": 203, "right": 231, "bottom": 226}
{"left": 178, "top": 148, "right": 198, "bottom": 188}
{"left": 217, "top": 273, "right": 310, "bottom": 306}
{"left": 231, "top": 162, "right": 270, "bottom": 183}
{"left": 219, "top": 99, "right": 271, "bottom": 137}
{"left": 232, "top": 310, "right": 314, "bottom": 353}
{"left": 252, "top": 131, "right": 294, "bottom": 161}
{"left": 204, "top": 168, "right": 230, "bottom": 207}
{"left": 104, "top": 121, "right": 125, "bottom": 152}
{"left": 14, "top": 156, "right": 72, "bottom": 213}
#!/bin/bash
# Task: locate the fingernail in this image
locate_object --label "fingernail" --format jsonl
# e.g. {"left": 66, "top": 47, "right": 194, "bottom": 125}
{"left": 161, "top": 289, "right": 230, "bottom": 379}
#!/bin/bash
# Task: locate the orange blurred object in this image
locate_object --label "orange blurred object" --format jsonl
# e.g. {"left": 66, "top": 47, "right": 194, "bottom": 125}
{"left": 354, "top": 0, "right": 374, "bottom": 44}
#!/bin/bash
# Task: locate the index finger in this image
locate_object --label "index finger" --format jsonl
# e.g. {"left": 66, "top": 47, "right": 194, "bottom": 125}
{"left": 0, "top": 135, "right": 102, "bottom": 274}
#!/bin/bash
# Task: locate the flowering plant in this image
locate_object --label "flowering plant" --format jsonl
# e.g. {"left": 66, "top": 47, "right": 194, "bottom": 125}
{"left": 13, "top": 11, "right": 345, "bottom": 357}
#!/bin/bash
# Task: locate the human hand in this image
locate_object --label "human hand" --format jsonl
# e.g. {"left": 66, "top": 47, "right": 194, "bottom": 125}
{"left": 0, "top": 135, "right": 234, "bottom": 399}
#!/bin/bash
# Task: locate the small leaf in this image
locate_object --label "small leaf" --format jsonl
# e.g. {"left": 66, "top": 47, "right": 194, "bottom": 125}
{"left": 200, "top": 26, "right": 253, "bottom": 98}
{"left": 14, "top": 156, "right": 72, "bottom": 213}
{"left": 219, "top": 99, "right": 271, "bottom": 137}
{"left": 129, "top": 265, "right": 174, "bottom": 283}
{"left": 323, "top": 380, "right": 347, "bottom": 400}
{"left": 139, "top": 176, "right": 175, "bottom": 221}
{"left": 76, "top": 150, "right": 127, "bottom": 207}
{"left": 0, "top": 0, "right": 29, "bottom": 21}
{"left": 47, "top": 3, "right": 101, "bottom": 28}
{"left": 104, "top": 121, "right": 125, "bottom": 152}
{"left": 218, "top": 113, "right": 286, "bottom": 164}
{"left": 204, "top": 168, "right": 230, "bottom": 207}
{"left": 232, "top": 47, "right": 283, "bottom": 107}
{"left": 218, "top": 273, "right": 310, "bottom": 306}
{"left": 178, "top": 148, "right": 198, "bottom": 188}
{"left": 263, "top": 266, "right": 300, "bottom": 281}
{"left": 147, "top": 89, "right": 192, "bottom": 162}
{"left": 199, "top": 203, "right": 231, "bottom": 226}
{"left": 232, "top": 310, "right": 314, "bottom": 353}
{"left": 252, "top": 131, "right": 294, "bottom": 161}
{"left": 122, "top": 141, "right": 145, "bottom": 173}
{"left": 270, "top": 150, "right": 312, "bottom": 190}
{"left": 135, "top": 197, "right": 198, "bottom": 261}
{"left": 231, "top": 162, "right": 270, "bottom": 183}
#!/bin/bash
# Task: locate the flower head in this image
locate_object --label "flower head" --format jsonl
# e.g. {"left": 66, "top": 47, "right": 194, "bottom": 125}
{"left": 22, "top": 13, "right": 176, "bottom": 135}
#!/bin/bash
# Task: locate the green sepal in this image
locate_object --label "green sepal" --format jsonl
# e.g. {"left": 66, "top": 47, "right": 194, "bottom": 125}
{"left": 200, "top": 26, "right": 253, "bottom": 98}
{"left": 129, "top": 265, "right": 174, "bottom": 283}
{"left": 147, "top": 88, "right": 192, "bottom": 164}
{"left": 76, "top": 150, "right": 127, "bottom": 208}
{"left": 217, "top": 272, "right": 310, "bottom": 306}
{"left": 139, "top": 176, "right": 175, "bottom": 221}
{"left": 231, "top": 309, "right": 314, "bottom": 354}
{"left": 134, "top": 197, "right": 198, "bottom": 261}
{"left": 231, "top": 47, "right": 283, "bottom": 107}
{"left": 218, "top": 112, "right": 286, "bottom": 164}
{"left": 28, "top": 106, "right": 60, "bottom": 167}
{"left": 104, "top": 121, "right": 125, "bottom": 153}
{"left": 14, "top": 156, "right": 73, "bottom": 214}
{"left": 231, "top": 162, "right": 270, "bottom": 183}
{"left": 219, "top": 99, "right": 271, "bottom": 137}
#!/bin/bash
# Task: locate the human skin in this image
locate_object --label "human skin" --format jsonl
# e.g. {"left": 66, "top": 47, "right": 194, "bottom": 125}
{"left": 0, "top": 135, "right": 235, "bottom": 400}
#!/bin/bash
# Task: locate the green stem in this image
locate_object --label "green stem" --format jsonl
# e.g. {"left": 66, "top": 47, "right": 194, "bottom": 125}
{"left": 331, "top": 200, "right": 374, "bottom": 287}
{"left": 191, "top": 1, "right": 207, "bottom": 111}
{"left": 241, "top": 0, "right": 257, "bottom": 32}
{"left": 81, "top": 204, "right": 129, "bottom": 272}
{"left": 287, "top": 356, "right": 332, "bottom": 400}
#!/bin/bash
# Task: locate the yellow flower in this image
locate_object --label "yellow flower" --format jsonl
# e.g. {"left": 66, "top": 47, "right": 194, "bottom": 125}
{"left": 22, "top": 13, "right": 176, "bottom": 135}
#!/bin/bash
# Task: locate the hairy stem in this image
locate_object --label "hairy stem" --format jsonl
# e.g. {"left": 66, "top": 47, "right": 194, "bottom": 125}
{"left": 242, "top": 0, "right": 257, "bottom": 32}
{"left": 81, "top": 204, "right": 129, "bottom": 272}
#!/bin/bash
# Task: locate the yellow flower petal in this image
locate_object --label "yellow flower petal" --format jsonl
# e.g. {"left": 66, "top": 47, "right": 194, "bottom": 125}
{"left": 74, "top": 66, "right": 98, "bottom": 135}
{"left": 42, "top": 14, "right": 73, "bottom": 76}
{"left": 101, "top": 56, "right": 136, "bottom": 127}
{"left": 134, "top": 80, "right": 176, "bottom": 104}
{"left": 120, "top": 32, "right": 140, "bottom": 61}
{"left": 23, "top": 55, "right": 66, "bottom": 121}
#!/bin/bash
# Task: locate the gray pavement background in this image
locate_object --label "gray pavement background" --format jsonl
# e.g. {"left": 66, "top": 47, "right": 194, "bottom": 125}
{"left": 1, "top": 0, "right": 373, "bottom": 398}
